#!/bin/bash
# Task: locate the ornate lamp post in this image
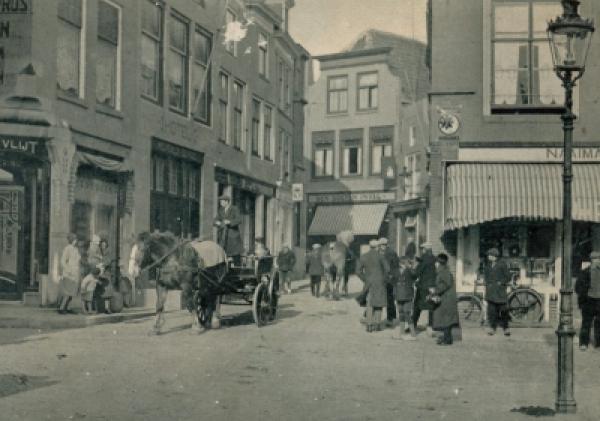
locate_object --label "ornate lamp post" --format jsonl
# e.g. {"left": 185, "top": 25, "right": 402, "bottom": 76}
{"left": 547, "top": 0, "right": 594, "bottom": 414}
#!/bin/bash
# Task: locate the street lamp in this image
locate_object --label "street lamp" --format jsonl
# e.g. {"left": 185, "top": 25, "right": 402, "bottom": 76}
{"left": 547, "top": 0, "right": 594, "bottom": 414}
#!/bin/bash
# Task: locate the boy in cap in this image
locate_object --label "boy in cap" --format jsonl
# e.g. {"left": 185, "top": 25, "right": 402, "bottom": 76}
{"left": 484, "top": 247, "right": 512, "bottom": 336}
{"left": 307, "top": 244, "right": 324, "bottom": 297}
{"left": 393, "top": 256, "right": 417, "bottom": 340}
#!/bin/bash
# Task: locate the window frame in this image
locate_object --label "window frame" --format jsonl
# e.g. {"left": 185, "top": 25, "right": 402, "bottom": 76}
{"left": 484, "top": 0, "right": 567, "bottom": 115}
{"left": 312, "top": 144, "right": 334, "bottom": 179}
{"left": 57, "top": 0, "right": 86, "bottom": 99}
{"left": 224, "top": 9, "right": 237, "bottom": 56}
{"left": 141, "top": 0, "right": 163, "bottom": 104}
{"left": 263, "top": 104, "right": 273, "bottom": 161}
{"left": 258, "top": 32, "right": 269, "bottom": 78}
{"left": 327, "top": 74, "right": 348, "bottom": 114}
{"left": 370, "top": 140, "right": 392, "bottom": 176}
{"left": 232, "top": 80, "right": 245, "bottom": 150}
{"left": 167, "top": 12, "right": 190, "bottom": 115}
{"left": 356, "top": 71, "right": 378, "bottom": 111}
{"left": 251, "top": 97, "right": 261, "bottom": 156}
{"left": 96, "top": 0, "right": 122, "bottom": 110}
{"left": 341, "top": 142, "right": 363, "bottom": 177}
{"left": 218, "top": 71, "right": 229, "bottom": 144}
{"left": 192, "top": 25, "right": 212, "bottom": 125}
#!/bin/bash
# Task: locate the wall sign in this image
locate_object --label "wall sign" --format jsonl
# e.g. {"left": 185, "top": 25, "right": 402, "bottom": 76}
{"left": 0, "top": 136, "right": 44, "bottom": 157}
{"left": 291, "top": 183, "right": 303, "bottom": 202}
{"left": 308, "top": 191, "right": 395, "bottom": 204}
{"left": 459, "top": 147, "right": 600, "bottom": 162}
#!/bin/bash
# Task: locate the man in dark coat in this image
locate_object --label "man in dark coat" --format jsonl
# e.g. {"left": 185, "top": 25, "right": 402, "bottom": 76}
{"left": 213, "top": 194, "right": 243, "bottom": 266}
{"left": 356, "top": 239, "right": 390, "bottom": 332}
{"left": 412, "top": 243, "right": 437, "bottom": 335}
{"left": 307, "top": 244, "right": 324, "bottom": 297}
{"left": 431, "top": 253, "right": 459, "bottom": 345}
{"left": 277, "top": 246, "right": 296, "bottom": 294}
{"left": 576, "top": 251, "right": 600, "bottom": 351}
{"left": 379, "top": 237, "right": 398, "bottom": 326}
{"left": 484, "top": 247, "right": 512, "bottom": 336}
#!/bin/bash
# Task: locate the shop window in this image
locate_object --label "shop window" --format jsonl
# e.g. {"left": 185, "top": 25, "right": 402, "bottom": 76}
{"left": 527, "top": 225, "right": 553, "bottom": 258}
{"left": 192, "top": 27, "right": 212, "bottom": 124}
{"left": 57, "top": 0, "right": 84, "bottom": 98}
{"left": 488, "top": 0, "right": 565, "bottom": 114}
{"left": 141, "top": 0, "right": 162, "bottom": 102}
{"left": 71, "top": 201, "right": 92, "bottom": 241}
{"left": 168, "top": 14, "right": 189, "bottom": 113}
{"left": 96, "top": 0, "right": 121, "bottom": 109}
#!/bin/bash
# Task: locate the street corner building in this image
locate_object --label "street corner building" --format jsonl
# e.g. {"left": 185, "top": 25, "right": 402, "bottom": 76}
{"left": 304, "top": 29, "right": 430, "bottom": 257}
{"left": 0, "top": 0, "right": 310, "bottom": 306}
{"left": 427, "top": 0, "right": 600, "bottom": 322}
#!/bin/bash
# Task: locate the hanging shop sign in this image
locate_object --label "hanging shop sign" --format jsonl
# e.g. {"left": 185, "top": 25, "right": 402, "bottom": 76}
{"left": 291, "top": 183, "right": 303, "bottom": 202}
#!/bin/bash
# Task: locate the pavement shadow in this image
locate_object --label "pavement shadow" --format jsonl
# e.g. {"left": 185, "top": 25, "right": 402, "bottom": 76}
{"left": 0, "top": 374, "right": 58, "bottom": 399}
{"left": 510, "top": 406, "right": 556, "bottom": 417}
{"left": 0, "top": 333, "right": 51, "bottom": 347}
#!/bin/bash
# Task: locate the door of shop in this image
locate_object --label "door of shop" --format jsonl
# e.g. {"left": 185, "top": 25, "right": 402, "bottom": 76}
{"left": 0, "top": 185, "right": 24, "bottom": 298}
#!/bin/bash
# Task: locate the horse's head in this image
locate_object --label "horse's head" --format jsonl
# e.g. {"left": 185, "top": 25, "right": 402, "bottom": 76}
{"left": 132, "top": 231, "right": 180, "bottom": 275}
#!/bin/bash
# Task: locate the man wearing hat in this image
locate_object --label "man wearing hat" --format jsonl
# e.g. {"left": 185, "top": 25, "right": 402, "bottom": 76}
{"left": 356, "top": 239, "right": 390, "bottom": 332}
{"left": 576, "top": 251, "right": 600, "bottom": 351}
{"left": 484, "top": 247, "right": 512, "bottom": 336}
{"left": 307, "top": 244, "right": 324, "bottom": 297}
{"left": 412, "top": 242, "right": 436, "bottom": 335}
{"left": 214, "top": 194, "right": 243, "bottom": 266}
{"left": 379, "top": 237, "right": 399, "bottom": 327}
{"left": 431, "top": 253, "right": 459, "bottom": 345}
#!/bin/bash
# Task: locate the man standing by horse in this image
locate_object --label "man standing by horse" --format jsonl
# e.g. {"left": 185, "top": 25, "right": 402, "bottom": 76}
{"left": 379, "top": 237, "right": 399, "bottom": 327}
{"left": 356, "top": 239, "right": 390, "bottom": 332}
{"left": 213, "top": 194, "right": 243, "bottom": 266}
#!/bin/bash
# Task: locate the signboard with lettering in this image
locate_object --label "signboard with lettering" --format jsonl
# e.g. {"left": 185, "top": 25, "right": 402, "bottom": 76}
{"left": 459, "top": 147, "right": 600, "bottom": 162}
{"left": 0, "top": 136, "right": 42, "bottom": 156}
{"left": 308, "top": 191, "right": 396, "bottom": 204}
{"left": 291, "top": 183, "right": 303, "bottom": 202}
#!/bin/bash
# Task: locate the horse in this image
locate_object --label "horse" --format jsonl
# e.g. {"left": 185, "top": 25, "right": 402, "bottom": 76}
{"left": 132, "top": 231, "right": 228, "bottom": 334}
{"left": 321, "top": 241, "right": 348, "bottom": 300}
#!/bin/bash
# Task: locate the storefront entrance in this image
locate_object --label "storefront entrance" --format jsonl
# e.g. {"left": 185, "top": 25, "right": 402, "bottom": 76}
{"left": 0, "top": 184, "right": 23, "bottom": 298}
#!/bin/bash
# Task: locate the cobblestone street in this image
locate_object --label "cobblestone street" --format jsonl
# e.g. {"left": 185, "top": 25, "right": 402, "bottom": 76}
{"left": 2, "top": 277, "right": 600, "bottom": 421}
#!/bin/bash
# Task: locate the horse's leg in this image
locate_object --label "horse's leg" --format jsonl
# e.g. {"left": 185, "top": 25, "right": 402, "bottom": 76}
{"left": 211, "top": 295, "right": 221, "bottom": 329}
{"left": 181, "top": 278, "right": 200, "bottom": 332}
{"left": 153, "top": 284, "right": 168, "bottom": 334}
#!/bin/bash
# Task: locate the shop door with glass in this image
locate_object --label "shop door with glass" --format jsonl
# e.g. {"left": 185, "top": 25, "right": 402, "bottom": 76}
{"left": 0, "top": 185, "right": 24, "bottom": 297}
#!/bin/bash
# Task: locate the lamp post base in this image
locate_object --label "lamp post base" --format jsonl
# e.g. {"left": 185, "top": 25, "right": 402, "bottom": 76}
{"left": 556, "top": 324, "right": 576, "bottom": 414}
{"left": 556, "top": 400, "right": 577, "bottom": 414}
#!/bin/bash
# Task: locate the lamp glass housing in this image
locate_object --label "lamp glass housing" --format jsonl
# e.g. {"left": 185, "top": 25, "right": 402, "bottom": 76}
{"left": 548, "top": 13, "right": 594, "bottom": 74}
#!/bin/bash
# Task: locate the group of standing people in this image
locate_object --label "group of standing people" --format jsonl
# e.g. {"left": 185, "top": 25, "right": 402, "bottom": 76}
{"left": 58, "top": 232, "right": 132, "bottom": 315}
{"left": 355, "top": 239, "right": 459, "bottom": 346}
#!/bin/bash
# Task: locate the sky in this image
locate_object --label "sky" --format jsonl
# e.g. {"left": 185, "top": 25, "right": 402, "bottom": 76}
{"left": 289, "top": 0, "right": 428, "bottom": 56}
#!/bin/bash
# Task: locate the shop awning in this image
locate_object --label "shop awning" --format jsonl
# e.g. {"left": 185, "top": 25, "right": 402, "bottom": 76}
{"left": 308, "top": 204, "right": 388, "bottom": 236}
{"left": 444, "top": 163, "right": 600, "bottom": 230}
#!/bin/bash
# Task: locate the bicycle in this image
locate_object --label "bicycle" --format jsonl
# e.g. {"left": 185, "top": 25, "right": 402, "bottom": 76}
{"left": 506, "top": 273, "right": 544, "bottom": 324}
{"left": 457, "top": 271, "right": 544, "bottom": 326}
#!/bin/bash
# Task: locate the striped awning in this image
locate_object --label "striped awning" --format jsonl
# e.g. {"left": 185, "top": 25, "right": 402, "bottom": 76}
{"left": 308, "top": 204, "right": 388, "bottom": 236}
{"left": 444, "top": 163, "right": 600, "bottom": 230}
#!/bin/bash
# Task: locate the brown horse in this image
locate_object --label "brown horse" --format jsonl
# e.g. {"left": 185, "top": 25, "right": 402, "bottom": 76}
{"left": 132, "top": 232, "right": 228, "bottom": 334}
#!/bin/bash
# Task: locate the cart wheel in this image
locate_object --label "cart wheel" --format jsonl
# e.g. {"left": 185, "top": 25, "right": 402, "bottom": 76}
{"left": 252, "top": 281, "right": 272, "bottom": 327}
{"left": 507, "top": 289, "right": 543, "bottom": 324}
{"left": 457, "top": 295, "right": 483, "bottom": 327}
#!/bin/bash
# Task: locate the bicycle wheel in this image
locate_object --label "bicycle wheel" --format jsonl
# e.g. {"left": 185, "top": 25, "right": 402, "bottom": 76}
{"left": 507, "top": 289, "right": 543, "bottom": 323}
{"left": 457, "top": 295, "right": 483, "bottom": 327}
